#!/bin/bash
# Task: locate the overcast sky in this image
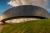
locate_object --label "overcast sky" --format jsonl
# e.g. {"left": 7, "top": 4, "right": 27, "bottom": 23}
{"left": 0, "top": 0, "right": 50, "bottom": 15}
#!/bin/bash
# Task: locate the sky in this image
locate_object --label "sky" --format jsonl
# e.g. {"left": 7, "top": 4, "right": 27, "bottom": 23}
{"left": 0, "top": 0, "right": 50, "bottom": 15}
{"left": 0, "top": 0, "right": 10, "bottom": 15}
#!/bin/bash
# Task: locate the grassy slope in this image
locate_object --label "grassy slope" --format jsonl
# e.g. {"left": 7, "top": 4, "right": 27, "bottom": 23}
{"left": 1, "top": 19, "right": 50, "bottom": 33}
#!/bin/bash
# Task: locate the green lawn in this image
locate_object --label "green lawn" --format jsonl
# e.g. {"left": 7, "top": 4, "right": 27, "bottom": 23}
{"left": 1, "top": 19, "right": 50, "bottom": 33}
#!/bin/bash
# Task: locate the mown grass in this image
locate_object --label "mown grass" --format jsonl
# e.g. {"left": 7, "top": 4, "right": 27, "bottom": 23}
{"left": 1, "top": 19, "right": 50, "bottom": 33}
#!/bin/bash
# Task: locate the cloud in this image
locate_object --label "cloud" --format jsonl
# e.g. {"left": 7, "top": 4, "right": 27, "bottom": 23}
{"left": 8, "top": 0, "right": 20, "bottom": 7}
{"left": 8, "top": 0, "right": 33, "bottom": 7}
{"left": 8, "top": 0, "right": 49, "bottom": 9}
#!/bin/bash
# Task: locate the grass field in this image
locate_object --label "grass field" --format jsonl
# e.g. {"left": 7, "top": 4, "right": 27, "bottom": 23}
{"left": 0, "top": 19, "right": 50, "bottom": 33}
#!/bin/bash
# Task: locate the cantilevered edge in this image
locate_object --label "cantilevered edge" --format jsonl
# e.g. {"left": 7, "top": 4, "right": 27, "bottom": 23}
{"left": 0, "top": 16, "right": 47, "bottom": 24}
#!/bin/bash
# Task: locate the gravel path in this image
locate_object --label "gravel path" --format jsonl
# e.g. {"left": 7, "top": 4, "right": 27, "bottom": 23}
{"left": 0, "top": 25, "right": 5, "bottom": 33}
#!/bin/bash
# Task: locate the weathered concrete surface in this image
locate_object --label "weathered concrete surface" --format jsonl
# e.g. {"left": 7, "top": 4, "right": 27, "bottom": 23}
{"left": 0, "top": 5, "right": 49, "bottom": 23}
{"left": 3, "top": 5, "right": 49, "bottom": 19}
